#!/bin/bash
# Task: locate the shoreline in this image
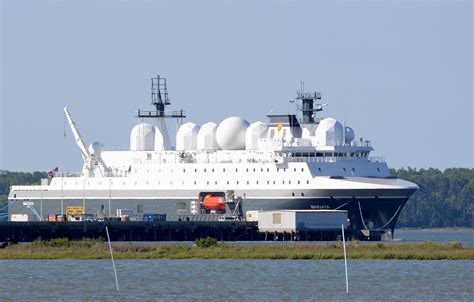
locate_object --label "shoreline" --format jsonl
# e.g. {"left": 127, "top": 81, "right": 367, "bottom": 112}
{"left": 0, "top": 239, "right": 473, "bottom": 260}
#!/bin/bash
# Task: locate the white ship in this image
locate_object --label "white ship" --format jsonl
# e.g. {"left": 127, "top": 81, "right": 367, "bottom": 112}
{"left": 8, "top": 75, "right": 418, "bottom": 237}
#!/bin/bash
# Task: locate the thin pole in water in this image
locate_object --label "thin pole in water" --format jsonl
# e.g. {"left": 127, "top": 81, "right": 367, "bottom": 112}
{"left": 342, "top": 224, "right": 349, "bottom": 293}
{"left": 106, "top": 226, "right": 119, "bottom": 291}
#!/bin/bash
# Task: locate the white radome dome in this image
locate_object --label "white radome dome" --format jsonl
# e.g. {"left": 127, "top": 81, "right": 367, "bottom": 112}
{"left": 176, "top": 122, "right": 200, "bottom": 151}
{"left": 88, "top": 141, "right": 104, "bottom": 157}
{"left": 197, "top": 122, "right": 219, "bottom": 150}
{"left": 130, "top": 123, "right": 155, "bottom": 151}
{"left": 245, "top": 121, "right": 267, "bottom": 150}
{"left": 344, "top": 126, "right": 355, "bottom": 144}
{"left": 216, "top": 116, "right": 250, "bottom": 150}
{"left": 314, "top": 118, "right": 344, "bottom": 146}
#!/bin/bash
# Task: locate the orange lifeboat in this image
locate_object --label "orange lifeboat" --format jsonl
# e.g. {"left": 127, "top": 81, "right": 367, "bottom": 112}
{"left": 202, "top": 194, "right": 226, "bottom": 210}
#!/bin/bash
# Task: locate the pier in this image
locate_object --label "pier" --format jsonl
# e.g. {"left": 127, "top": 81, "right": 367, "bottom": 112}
{"left": 0, "top": 221, "right": 380, "bottom": 242}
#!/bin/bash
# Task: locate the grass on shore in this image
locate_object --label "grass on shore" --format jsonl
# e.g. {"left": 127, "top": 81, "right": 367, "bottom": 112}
{"left": 0, "top": 238, "right": 473, "bottom": 260}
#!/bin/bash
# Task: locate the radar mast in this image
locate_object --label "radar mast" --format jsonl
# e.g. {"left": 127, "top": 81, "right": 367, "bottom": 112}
{"left": 136, "top": 75, "right": 186, "bottom": 119}
{"left": 135, "top": 75, "right": 186, "bottom": 151}
{"left": 294, "top": 81, "right": 326, "bottom": 124}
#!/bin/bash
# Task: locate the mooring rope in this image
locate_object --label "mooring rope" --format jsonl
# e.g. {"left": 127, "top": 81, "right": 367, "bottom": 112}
{"left": 357, "top": 200, "right": 403, "bottom": 231}
{"left": 334, "top": 200, "right": 351, "bottom": 210}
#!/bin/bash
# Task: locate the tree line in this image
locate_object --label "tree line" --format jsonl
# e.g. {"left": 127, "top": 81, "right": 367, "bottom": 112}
{"left": 1, "top": 168, "right": 473, "bottom": 227}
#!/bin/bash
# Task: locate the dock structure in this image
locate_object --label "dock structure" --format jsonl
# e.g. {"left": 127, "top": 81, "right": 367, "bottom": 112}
{"left": 0, "top": 220, "right": 381, "bottom": 242}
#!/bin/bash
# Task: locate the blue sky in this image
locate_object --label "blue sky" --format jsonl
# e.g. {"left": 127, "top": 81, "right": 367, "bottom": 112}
{"left": 1, "top": 0, "right": 472, "bottom": 172}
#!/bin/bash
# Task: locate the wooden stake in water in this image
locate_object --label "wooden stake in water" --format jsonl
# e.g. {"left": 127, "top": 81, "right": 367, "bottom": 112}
{"left": 106, "top": 226, "right": 120, "bottom": 291}
{"left": 342, "top": 224, "right": 349, "bottom": 293}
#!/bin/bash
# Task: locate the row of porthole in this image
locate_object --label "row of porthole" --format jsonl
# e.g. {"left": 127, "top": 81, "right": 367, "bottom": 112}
{"left": 55, "top": 179, "right": 313, "bottom": 186}
{"left": 137, "top": 167, "right": 381, "bottom": 174}
{"left": 139, "top": 167, "right": 308, "bottom": 174}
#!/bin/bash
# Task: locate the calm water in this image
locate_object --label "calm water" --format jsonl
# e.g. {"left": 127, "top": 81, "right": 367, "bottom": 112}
{"left": 0, "top": 259, "right": 473, "bottom": 301}
{"left": 394, "top": 228, "right": 474, "bottom": 246}
{"left": 1, "top": 229, "right": 473, "bottom": 301}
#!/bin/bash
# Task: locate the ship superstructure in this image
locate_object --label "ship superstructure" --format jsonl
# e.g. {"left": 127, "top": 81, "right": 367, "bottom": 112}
{"left": 8, "top": 76, "right": 418, "bottom": 237}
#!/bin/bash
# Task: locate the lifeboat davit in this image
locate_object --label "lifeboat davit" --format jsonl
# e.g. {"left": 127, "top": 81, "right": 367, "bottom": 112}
{"left": 202, "top": 194, "right": 226, "bottom": 210}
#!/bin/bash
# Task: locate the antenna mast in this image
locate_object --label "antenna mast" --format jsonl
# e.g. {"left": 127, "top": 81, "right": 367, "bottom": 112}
{"left": 136, "top": 75, "right": 186, "bottom": 119}
{"left": 295, "top": 81, "right": 324, "bottom": 124}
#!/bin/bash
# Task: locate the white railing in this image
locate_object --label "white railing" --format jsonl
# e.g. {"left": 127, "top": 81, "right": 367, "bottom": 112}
{"left": 54, "top": 172, "right": 82, "bottom": 178}
{"left": 368, "top": 157, "right": 385, "bottom": 163}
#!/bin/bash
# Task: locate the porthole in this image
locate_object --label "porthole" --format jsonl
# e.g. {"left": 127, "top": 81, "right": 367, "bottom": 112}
{"left": 343, "top": 168, "right": 346, "bottom": 171}
{"left": 377, "top": 168, "right": 380, "bottom": 172}
{"left": 256, "top": 181, "right": 259, "bottom": 185}
{"left": 267, "top": 168, "right": 270, "bottom": 172}
{"left": 204, "top": 169, "right": 207, "bottom": 173}
{"left": 227, "top": 181, "right": 229, "bottom": 185}
{"left": 298, "top": 180, "right": 300, "bottom": 184}
{"left": 267, "top": 181, "right": 270, "bottom": 185}
{"left": 289, "top": 181, "right": 291, "bottom": 185}
{"left": 237, "top": 181, "right": 239, "bottom": 185}
{"left": 282, "top": 181, "right": 285, "bottom": 184}
{"left": 273, "top": 181, "right": 276, "bottom": 185}
{"left": 352, "top": 168, "right": 356, "bottom": 172}
{"left": 294, "top": 168, "right": 297, "bottom": 172}
{"left": 246, "top": 181, "right": 249, "bottom": 185}
{"left": 301, "top": 193, "right": 304, "bottom": 196}
{"left": 194, "top": 181, "right": 196, "bottom": 185}
{"left": 215, "top": 181, "right": 217, "bottom": 185}
{"left": 301, "top": 168, "right": 304, "bottom": 172}
{"left": 253, "top": 168, "right": 256, "bottom": 172}
{"left": 318, "top": 168, "right": 322, "bottom": 172}
{"left": 292, "top": 192, "right": 295, "bottom": 196}
{"left": 183, "top": 169, "right": 186, "bottom": 173}
{"left": 307, "top": 180, "right": 309, "bottom": 184}
{"left": 246, "top": 168, "right": 249, "bottom": 172}
{"left": 207, "top": 181, "right": 209, "bottom": 185}
{"left": 236, "top": 168, "right": 238, "bottom": 172}
{"left": 195, "top": 169, "right": 197, "bottom": 172}
{"left": 223, "top": 168, "right": 226, "bottom": 172}
{"left": 212, "top": 168, "right": 215, "bottom": 172}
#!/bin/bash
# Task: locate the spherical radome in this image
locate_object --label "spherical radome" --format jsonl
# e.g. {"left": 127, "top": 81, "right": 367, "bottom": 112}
{"left": 344, "top": 126, "right": 355, "bottom": 144}
{"left": 88, "top": 141, "right": 104, "bottom": 157}
{"left": 216, "top": 116, "right": 250, "bottom": 150}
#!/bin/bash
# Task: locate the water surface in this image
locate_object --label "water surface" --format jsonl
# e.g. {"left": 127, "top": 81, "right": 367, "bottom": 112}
{"left": 1, "top": 259, "right": 472, "bottom": 301}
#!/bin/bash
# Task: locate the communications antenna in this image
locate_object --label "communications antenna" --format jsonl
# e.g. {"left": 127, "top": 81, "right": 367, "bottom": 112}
{"left": 294, "top": 80, "right": 326, "bottom": 124}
